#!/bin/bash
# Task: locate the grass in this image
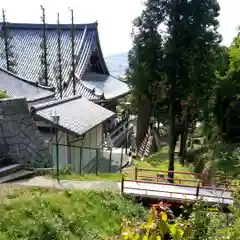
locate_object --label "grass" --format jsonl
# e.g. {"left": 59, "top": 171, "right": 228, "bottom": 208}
{"left": 128, "top": 150, "right": 196, "bottom": 185}
{"left": 52, "top": 172, "right": 123, "bottom": 181}
{"left": 50, "top": 146, "right": 196, "bottom": 184}
{"left": 0, "top": 185, "right": 147, "bottom": 240}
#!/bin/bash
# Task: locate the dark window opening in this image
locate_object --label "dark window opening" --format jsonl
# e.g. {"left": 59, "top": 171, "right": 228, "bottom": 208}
{"left": 38, "top": 126, "right": 56, "bottom": 133}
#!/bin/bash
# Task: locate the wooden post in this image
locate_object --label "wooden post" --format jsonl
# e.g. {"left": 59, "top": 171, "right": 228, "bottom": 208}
{"left": 134, "top": 165, "right": 138, "bottom": 180}
{"left": 121, "top": 174, "right": 124, "bottom": 194}
{"left": 196, "top": 180, "right": 200, "bottom": 198}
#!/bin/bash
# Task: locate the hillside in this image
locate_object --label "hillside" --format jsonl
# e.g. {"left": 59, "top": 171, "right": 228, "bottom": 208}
{"left": 105, "top": 52, "right": 128, "bottom": 78}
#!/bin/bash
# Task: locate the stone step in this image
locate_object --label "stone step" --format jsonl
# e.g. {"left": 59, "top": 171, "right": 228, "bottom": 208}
{"left": 0, "top": 164, "right": 22, "bottom": 177}
{"left": 0, "top": 169, "right": 34, "bottom": 184}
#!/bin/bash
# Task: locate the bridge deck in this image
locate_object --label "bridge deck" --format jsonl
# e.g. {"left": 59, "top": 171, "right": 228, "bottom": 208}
{"left": 123, "top": 180, "right": 233, "bottom": 205}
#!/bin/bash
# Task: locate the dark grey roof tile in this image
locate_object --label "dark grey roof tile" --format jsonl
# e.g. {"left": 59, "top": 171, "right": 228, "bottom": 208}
{"left": 31, "top": 95, "right": 115, "bottom": 135}
{"left": 0, "top": 22, "right": 97, "bottom": 99}
{"left": 0, "top": 22, "right": 129, "bottom": 101}
{"left": 0, "top": 67, "right": 54, "bottom": 102}
{"left": 82, "top": 73, "right": 130, "bottom": 99}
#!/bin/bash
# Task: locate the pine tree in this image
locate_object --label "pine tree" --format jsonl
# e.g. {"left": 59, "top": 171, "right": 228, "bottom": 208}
{"left": 1, "top": 9, "right": 17, "bottom": 73}
{"left": 39, "top": 5, "right": 49, "bottom": 86}
{"left": 164, "top": 0, "right": 221, "bottom": 180}
{"left": 69, "top": 8, "right": 76, "bottom": 96}
{"left": 126, "top": 0, "right": 166, "bottom": 149}
{"left": 56, "top": 13, "right": 63, "bottom": 99}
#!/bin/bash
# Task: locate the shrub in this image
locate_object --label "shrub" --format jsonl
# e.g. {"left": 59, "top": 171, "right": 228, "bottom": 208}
{"left": 120, "top": 202, "right": 184, "bottom": 239}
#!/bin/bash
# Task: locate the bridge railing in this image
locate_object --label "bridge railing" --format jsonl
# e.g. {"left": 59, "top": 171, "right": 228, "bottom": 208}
{"left": 121, "top": 174, "right": 234, "bottom": 206}
{"left": 131, "top": 166, "right": 238, "bottom": 189}
{"left": 121, "top": 179, "right": 234, "bottom": 204}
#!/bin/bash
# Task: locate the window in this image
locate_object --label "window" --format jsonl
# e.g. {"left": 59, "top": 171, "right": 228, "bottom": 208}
{"left": 37, "top": 126, "right": 56, "bottom": 133}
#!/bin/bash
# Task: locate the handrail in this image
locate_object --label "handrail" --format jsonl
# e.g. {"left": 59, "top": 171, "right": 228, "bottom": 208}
{"left": 123, "top": 179, "right": 235, "bottom": 192}
{"left": 137, "top": 167, "right": 237, "bottom": 180}
{"left": 123, "top": 186, "right": 233, "bottom": 201}
{"left": 138, "top": 175, "right": 199, "bottom": 183}
{"left": 137, "top": 175, "right": 236, "bottom": 188}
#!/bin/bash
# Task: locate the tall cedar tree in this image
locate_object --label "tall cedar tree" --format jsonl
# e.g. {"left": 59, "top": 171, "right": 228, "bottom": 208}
{"left": 70, "top": 9, "right": 76, "bottom": 96}
{"left": 164, "top": 0, "right": 221, "bottom": 180}
{"left": 1, "top": 9, "right": 17, "bottom": 73}
{"left": 39, "top": 5, "right": 50, "bottom": 86}
{"left": 57, "top": 13, "right": 63, "bottom": 99}
{"left": 126, "top": 0, "right": 166, "bottom": 149}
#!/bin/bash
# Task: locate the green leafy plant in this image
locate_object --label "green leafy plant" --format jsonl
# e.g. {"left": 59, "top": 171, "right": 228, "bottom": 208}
{"left": 120, "top": 202, "right": 184, "bottom": 240}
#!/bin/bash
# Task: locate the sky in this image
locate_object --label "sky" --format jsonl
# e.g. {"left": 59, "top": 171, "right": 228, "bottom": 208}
{"left": 2, "top": 0, "right": 240, "bottom": 57}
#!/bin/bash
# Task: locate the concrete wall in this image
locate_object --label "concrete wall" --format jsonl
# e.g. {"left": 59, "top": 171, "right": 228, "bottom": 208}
{"left": 0, "top": 98, "right": 51, "bottom": 167}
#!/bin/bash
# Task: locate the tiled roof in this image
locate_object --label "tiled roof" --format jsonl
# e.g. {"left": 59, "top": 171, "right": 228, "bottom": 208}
{"left": 0, "top": 22, "right": 130, "bottom": 101}
{"left": 0, "top": 67, "right": 55, "bottom": 102}
{"left": 31, "top": 95, "right": 115, "bottom": 136}
{"left": 82, "top": 73, "right": 130, "bottom": 100}
{"left": 0, "top": 22, "right": 101, "bottom": 99}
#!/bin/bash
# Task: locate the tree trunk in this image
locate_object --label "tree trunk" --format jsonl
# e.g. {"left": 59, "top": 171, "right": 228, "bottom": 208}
{"left": 168, "top": 100, "right": 177, "bottom": 183}
{"left": 136, "top": 99, "right": 151, "bottom": 150}
{"left": 179, "top": 117, "right": 189, "bottom": 166}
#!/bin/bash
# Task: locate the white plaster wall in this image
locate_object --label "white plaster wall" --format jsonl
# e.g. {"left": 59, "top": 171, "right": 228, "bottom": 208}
{"left": 50, "top": 124, "right": 103, "bottom": 173}
{"left": 50, "top": 130, "right": 69, "bottom": 169}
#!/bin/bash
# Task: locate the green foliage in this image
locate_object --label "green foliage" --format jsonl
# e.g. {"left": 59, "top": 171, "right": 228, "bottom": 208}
{"left": 210, "top": 144, "right": 240, "bottom": 177}
{"left": 203, "top": 27, "right": 240, "bottom": 143}
{"left": 179, "top": 201, "right": 223, "bottom": 240}
{"left": 126, "top": 0, "right": 165, "bottom": 103}
{"left": 164, "top": 0, "right": 221, "bottom": 102}
{"left": 1, "top": 9, "right": 17, "bottom": 74}
{"left": 39, "top": 5, "right": 50, "bottom": 86}
{"left": 56, "top": 13, "right": 63, "bottom": 99}
{"left": 0, "top": 187, "right": 147, "bottom": 240}
{"left": 120, "top": 202, "right": 183, "bottom": 240}
{"left": 120, "top": 200, "right": 228, "bottom": 240}
{"left": 0, "top": 90, "right": 7, "bottom": 99}
{"left": 221, "top": 193, "right": 240, "bottom": 239}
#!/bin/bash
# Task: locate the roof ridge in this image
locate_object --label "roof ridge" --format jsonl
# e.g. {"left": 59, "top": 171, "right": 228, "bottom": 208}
{"left": 0, "top": 22, "right": 98, "bottom": 30}
{"left": 31, "top": 95, "right": 82, "bottom": 112}
{"left": 0, "top": 67, "right": 55, "bottom": 92}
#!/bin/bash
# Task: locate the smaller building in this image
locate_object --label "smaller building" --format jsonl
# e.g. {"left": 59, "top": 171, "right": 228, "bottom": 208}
{"left": 31, "top": 95, "right": 115, "bottom": 173}
{"left": 0, "top": 67, "right": 55, "bottom": 106}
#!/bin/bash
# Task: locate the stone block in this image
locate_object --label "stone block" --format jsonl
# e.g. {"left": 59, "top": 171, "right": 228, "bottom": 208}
{"left": 0, "top": 98, "right": 50, "bottom": 167}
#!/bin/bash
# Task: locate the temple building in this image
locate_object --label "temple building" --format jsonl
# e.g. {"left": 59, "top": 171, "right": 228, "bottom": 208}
{"left": 0, "top": 22, "right": 130, "bottom": 109}
{"left": 0, "top": 21, "right": 131, "bottom": 173}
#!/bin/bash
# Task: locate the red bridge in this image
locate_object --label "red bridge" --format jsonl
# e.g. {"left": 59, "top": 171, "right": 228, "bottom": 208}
{"left": 121, "top": 167, "right": 236, "bottom": 207}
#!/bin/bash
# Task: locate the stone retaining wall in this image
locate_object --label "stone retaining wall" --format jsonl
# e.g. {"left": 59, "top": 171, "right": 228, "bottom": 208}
{"left": 0, "top": 97, "right": 51, "bottom": 168}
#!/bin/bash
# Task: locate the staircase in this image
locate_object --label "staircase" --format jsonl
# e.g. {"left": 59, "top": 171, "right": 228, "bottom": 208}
{"left": 138, "top": 132, "right": 153, "bottom": 159}
{"left": 144, "top": 134, "right": 153, "bottom": 157}
{"left": 0, "top": 164, "right": 34, "bottom": 184}
{"left": 138, "top": 134, "right": 149, "bottom": 157}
